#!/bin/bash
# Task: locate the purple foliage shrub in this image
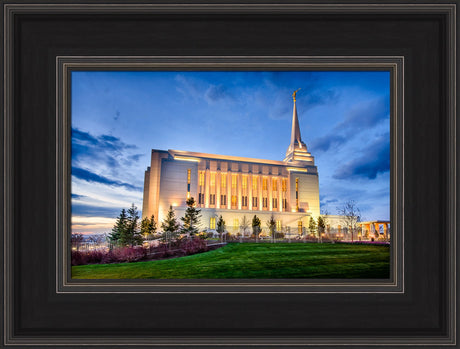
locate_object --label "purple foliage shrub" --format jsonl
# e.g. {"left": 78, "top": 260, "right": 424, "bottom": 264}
{"left": 181, "top": 238, "right": 208, "bottom": 255}
{"left": 71, "top": 238, "right": 211, "bottom": 266}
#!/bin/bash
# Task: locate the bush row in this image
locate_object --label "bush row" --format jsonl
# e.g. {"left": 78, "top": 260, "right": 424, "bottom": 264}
{"left": 71, "top": 238, "right": 209, "bottom": 266}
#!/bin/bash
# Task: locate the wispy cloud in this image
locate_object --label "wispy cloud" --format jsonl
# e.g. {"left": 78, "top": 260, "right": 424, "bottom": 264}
{"left": 72, "top": 167, "right": 142, "bottom": 191}
{"left": 72, "top": 127, "right": 144, "bottom": 183}
{"left": 310, "top": 95, "right": 389, "bottom": 152}
{"left": 71, "top": 215, "right": 116, "bottom": 234}
{"left": 204, "top": 84, "right": 235, "bottom": 104}
{"left": 71, "top": 203, "right": 123, "bottom": 218}
{"left": 333, "top": 133, "right": 390, "bottom": 180}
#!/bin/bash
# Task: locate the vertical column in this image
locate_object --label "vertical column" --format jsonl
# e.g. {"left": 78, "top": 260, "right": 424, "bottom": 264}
{"left": 383, "top": 223, "right": 388, "bottom": 239}
{"left": 278, "top": 178, "right": 283, "bottom": 212}
{"left": 227, "top": 170, "right": 232, "bottom": 209}
{"left": 268, "top": 175, "right": 273, "bottom": 211}
{"left": 286, "top": 177, "right": 291, "bottom": 212}
{"left": 258, "top": 176, "right": 263, "bottom": 210}
{"left": 204, "top": 169, "right": 210, "bottom": 208}
{"left": 248, "top": 175, "right": 253, "bottom": 210}
{"left": 216, "top": 171, "right": 221, "bottom": 208}
{"left": 237, "top": 172, "right": 242, "bottom": 210}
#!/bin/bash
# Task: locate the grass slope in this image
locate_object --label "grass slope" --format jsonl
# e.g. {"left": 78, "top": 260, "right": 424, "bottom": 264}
{"left": 72, "top": 243, "right": 390, "bottom": 279}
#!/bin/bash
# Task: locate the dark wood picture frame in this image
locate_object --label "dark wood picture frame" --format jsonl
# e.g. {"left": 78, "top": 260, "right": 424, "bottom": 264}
{"left": 2, "top": 1, "right": 457, "bottom": 347}
{"left": 57, "top": 56, "right": 402, "bottom": 292}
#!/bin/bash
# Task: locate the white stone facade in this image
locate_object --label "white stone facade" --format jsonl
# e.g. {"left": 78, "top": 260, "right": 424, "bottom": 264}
{"left": 142, "top": 97, "right": 322, "bottom": 236}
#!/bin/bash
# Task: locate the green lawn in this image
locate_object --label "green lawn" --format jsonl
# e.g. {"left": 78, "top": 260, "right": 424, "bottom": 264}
{"left": 72, "top": 243, "right": 390, "bottom": 279}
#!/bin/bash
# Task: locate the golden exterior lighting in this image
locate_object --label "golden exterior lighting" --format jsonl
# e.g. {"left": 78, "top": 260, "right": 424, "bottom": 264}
{"left": 287, "top": 167, "right": 308, "bottom": 173}
{"left": 142, "top": 96, "right": 322, "bottom": 231}
{"left": 173, "top": 156, "right": 199, "bottom": 162}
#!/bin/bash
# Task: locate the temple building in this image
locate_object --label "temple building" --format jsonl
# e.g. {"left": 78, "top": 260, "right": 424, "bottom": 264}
{"left": 142, "top": 91, "right": 388, "bottom": 240}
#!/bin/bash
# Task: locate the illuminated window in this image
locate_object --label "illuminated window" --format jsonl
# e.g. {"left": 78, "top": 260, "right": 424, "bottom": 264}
{"left": 210, "top": 217, "right": 216, "bottom": 229}
{"left": 199, "top": 171, "right": 205, "bottom": 186}
{"left": 242, "top": 196, "right": 248, "bottom": 207}
{"left": 210, "top": 172, "right": 216, "bottom": 187}
{"left": 272, "top": 198, "right": 278, "bottom": 209}
{"left": 252, "top": 197, "right": 258, "bottom": 208}
{"left": 272, "top": 178, "right": 278, "bottom": 191}
{"left": 233, "top": 218, "right": 239, "bottom": 228}
{"left": 338, "top": 225, "right": 342, "bottom": 234}
{"left": 209, "top": 194, "right": 216, "bottom": 205}
{"left": 282, "top": 178, "right": 287, "bottom": 192}
{"left": 262, "top": 178, "right": 268, "bottom": 191}
{"left": 242, "top": 176, "right": 248, "bottom": 190}
{"left": 295, "top": 178, "right": 299, "bottom": 211}
{"left": 252, "top": 177, "right": 258, "bottom": 190}
{"left": 276, "top": 220, "right": 282, "bottom": 231}
{"left": 232, "top": 174, "right": 237, "bottom": 189}
{"left": 186, "top": 169, "right": 191, "bottom": 198}
{"left": 231, "top": 195, "right": 237, "bottom": 207}
{"left": 221, "top": 194, "right": 227, "bottom": 206}
{"left": 221, "top": 173, "right": 227, "bottom": 188}
{"left": 298, "top": 221, "right": 303, "bottom": 235}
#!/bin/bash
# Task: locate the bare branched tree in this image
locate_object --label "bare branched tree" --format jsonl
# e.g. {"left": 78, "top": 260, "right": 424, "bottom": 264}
{"left": 239, "top": 216, "right": 250, "bottom": 240}
{"left": 337, "top": 200, "right": 361, "bottom": 242}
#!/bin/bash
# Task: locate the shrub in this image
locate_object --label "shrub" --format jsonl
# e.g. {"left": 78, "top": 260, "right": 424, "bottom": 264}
{"left": 71, "top": 251, "right": 85, "bottom": 266}
{"left": 181, "top": 238, "right": 207, "bottom": 255}
{"left": 71, "top": 237, "right": 213, "bottom": 266}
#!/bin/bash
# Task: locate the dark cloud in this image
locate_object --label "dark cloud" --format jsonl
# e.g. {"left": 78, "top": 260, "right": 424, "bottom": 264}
{"left": 335, "top": 95, "right": 390, "bottom": 134}
{"left": 310, "top": 95, "right": 389, "bottom": 153}
{"left": 128, "top": 154, "right": 143, "bottom": 162}
{"left": 72, "top": 203, "right": 122, "bottom": 218}
{"left": 310, "top": 134, "right": 346, "bottom": 152}
{"left": 320, "top": 198, "right": 338, "bottom": 205}
{"left": 333, "top": 134, "right": 390, "bottom": 180}
{"left": 72, "top": 167, "right": 142, "bottom": 191}
{"left": 71, "top": 128, "right": 140, "bottom": 175}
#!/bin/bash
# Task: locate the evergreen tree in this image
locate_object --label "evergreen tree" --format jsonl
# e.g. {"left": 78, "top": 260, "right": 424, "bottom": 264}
{"left": 141, "top": 214, "right": 157, "bottom": 240}
{"left": 216, "top": 215, "right": 226, "bottom": 243}
{"left": 180, "top": 197, "right": 201, "bottom": 236}
{"left": 317, "top": 216, "right": 325, "bottom": 242}
{"left": 108, "top": 208, "right": 128, "bottom": 247}
{"left": 120, "top": 203, "right": 143, "bottom": 247}
{"left": 266, "top": 214, "right": 277, "bottom": 243}
{"left": 161, "top": 206, "right": 180, "bottom": 245}
{"left": 252, "top": 215, "right": 261, "bottom": 241}
{"left": 308, "top": 216, "right": 317, "bottom": 238}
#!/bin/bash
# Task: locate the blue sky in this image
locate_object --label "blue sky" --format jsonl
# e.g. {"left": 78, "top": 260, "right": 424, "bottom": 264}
{"left": 71, "top": 71, "right": 390, "bottom": 234}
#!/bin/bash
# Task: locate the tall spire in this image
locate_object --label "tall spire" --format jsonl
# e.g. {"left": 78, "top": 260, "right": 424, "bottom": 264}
{"left": 284, "top": 90, "right": 314, "bottom": 164}
{"left": 290, "top": 96, "right": 303, "bottom": 149}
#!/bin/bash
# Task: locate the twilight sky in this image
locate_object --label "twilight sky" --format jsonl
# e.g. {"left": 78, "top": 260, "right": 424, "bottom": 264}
{"left": 71, "top": 71, "right": 390, "bottom": 234}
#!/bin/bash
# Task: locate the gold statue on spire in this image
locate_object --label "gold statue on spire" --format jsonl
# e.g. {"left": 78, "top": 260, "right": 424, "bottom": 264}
{"left": 292, "top": 88, "right": 301, "bottom": 102}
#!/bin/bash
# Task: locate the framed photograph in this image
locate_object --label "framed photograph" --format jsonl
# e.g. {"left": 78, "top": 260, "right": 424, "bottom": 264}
{"left": 64, "top": 59, "right": 399, "bottom": 287}
{"left": 2, "top": 1, "right": 457, "bottom": 347}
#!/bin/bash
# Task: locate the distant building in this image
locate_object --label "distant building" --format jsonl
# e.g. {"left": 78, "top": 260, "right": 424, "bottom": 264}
{"left": 142, "top": 93, "right": 387, "bottom": 240}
